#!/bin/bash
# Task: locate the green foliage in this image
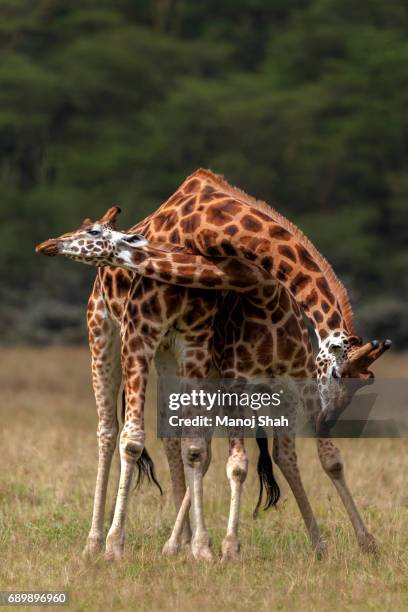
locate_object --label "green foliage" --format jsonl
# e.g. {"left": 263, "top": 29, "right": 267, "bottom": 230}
{"left": 0, "top": 0, "right": 406, "bottom": 345}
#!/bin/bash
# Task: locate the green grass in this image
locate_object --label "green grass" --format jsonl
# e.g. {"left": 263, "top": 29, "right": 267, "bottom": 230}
{"left": 0, "top": 347, "right": 407, "bottom": 611}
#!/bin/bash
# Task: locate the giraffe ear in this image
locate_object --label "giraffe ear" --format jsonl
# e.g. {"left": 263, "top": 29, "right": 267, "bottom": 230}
{"left": 79, "top": 217, "right": 93, "bottom": 230}
{"left": 99, "top": 206, "right": 121, "bottom": 227}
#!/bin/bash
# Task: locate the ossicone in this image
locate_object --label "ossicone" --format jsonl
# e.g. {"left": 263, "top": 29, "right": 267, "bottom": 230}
{"left": 79, "top": 217, "right": 93, "bottom": 230}
{"left": 99, "top": 205, "right": 122, "bottom": 227}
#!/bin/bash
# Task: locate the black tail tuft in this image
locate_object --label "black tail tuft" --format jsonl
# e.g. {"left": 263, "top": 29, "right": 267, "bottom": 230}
{"left": 121, "top": 390, "right": 162, "bottom": 495}
{"left": 254, "top": 427, "right": 280, "bottom": 518}
{"left": 135, "top": 447, "right": 163, "bottom": 495}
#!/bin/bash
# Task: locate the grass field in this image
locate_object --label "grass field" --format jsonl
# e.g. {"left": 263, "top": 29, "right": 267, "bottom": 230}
{"left": 0, "top": 347, "right": 407, "bottom": 611}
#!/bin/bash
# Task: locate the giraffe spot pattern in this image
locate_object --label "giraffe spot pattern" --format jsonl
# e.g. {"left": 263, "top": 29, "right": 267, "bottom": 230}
{"left": 269, "top": 225, "right": 291, "bottom": 240}
{"left": 316, "top": 276, "right": 335, "bottom": 305}
{"left": 304, "top": 289, "right": 318, "bottom": 308}
{"left": 224, "top": 225, "right": 239, "bottom": 236}
{"left": 321, "top": 300, "right": 330, "bottom": 313}
{"left": 184, "top": 179, "right": 200, "bottom": 193}
{"left": 278, "top": 244, "right": 297, "bottom": 262}
{"left": 296, "top": 245, "right": 321, "bottom": 272}
{"left": 180, "top": 213, "right": 201, "bottom": 233}
{"left": 205, "top": 205, "right": 234, "bottom": 226}
{"left": 241, "top": 214, "right": 262, "bottom": 232}
{"left": 181, "top": 198, "right": 196, "bottom": 216}
{"left": 327, "top": 310, "right": 341, "bottom": 330}
{"left": 261, "top": 256, "right": 274, "bottom": 272}
{"left": 170, "top": 228, "right": 180, "bottom": 244}
{"left": 290, "top": 271, "right": 312, "bottom": 295}
{"left": 277, "top": 260, "right": 293, "bottom": 281}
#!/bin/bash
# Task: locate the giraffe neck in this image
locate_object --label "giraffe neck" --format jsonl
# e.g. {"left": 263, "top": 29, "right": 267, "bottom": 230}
{"left": 111, "top": 242, "right": 274, "bottom": 294}
{"left": 136, "top": 169, "right": 354, "bottom": 344}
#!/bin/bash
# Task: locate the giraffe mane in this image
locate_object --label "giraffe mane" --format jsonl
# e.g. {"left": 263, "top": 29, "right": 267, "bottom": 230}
{"left": 183, "top": 168, "right": 355, "bottom": 334}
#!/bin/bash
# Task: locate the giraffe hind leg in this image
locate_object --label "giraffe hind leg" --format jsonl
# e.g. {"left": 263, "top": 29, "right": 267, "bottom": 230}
{"left": 273, "top": 435, "right": 328, "bottom": 559}
{"left": 182, "top": 437, "right": 213, "bottom": 561}
{"left": 162, "top": 487, "right": 191, "bottom": 556}
{"left": 317, "top": 438, "right": 378, "bottom": 555}
{"left": 162, "top": 438, "right": 192, "bottom": 555}
{"left": 221, "top": 437, "right": 248, "bottom": 562}
{"left": 105, "top": 412, "right": 148, "bottom": 561}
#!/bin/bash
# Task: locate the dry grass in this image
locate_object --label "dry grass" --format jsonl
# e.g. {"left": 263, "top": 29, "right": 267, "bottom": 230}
{"left": 0, "top": 347, "right": 407, "bottom": 611}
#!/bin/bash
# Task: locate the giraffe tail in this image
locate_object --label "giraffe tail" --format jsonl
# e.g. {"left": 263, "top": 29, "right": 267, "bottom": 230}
{"left": 121, "top": 390, "right": 163, "bottom": 495}
{"left": 135, "top": 448, "right": 163, "bottom": 495}
{"left": 253, "top": 427, "right": 280, "bottom": 518}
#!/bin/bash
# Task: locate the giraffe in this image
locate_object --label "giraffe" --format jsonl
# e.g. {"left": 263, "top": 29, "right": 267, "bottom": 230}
{"left": 36, "top": 177, "right": 390, "bottom": 560}
{"left": 135, "top": 168, "right": 392, "bottom": 554}
{"left": 37, "top": 209, "right": 311, "bottom": 561}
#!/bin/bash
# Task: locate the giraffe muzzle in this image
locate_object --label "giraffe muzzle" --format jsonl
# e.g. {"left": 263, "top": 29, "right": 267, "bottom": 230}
{"left": 35, "top": 238, "right": 60, "bottom": 256}
{"left": 342, "top": 339, "right": 392, "bottom": 377}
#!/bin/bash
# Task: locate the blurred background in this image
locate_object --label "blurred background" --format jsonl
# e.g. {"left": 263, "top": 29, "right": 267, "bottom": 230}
{"left": 0, "top": 0, "right": 407, "bottom": 347}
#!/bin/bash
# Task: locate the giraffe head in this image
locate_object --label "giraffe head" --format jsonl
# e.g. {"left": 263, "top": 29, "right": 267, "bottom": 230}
{"left": 315, "top": 331, "right": 392, "bottom": 430}
{"left": 35, "top": 206, "right": 148, "bottom": 265}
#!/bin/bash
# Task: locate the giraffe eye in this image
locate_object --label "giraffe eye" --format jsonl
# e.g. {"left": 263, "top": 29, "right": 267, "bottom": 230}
{"left": 87, "top": 229, "right": 100, "bottom": 236}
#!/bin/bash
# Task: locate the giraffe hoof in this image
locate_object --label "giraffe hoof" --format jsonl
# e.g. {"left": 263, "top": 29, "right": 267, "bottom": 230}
{"left": 162, "top": 539, "right": 181, "bottom": 556}
{"left": 82, "top": 537, "right": 104, "bottom": 559}
{"left": 314, "top": 540, "right": 329, "bottom": 560}
{"left": 221, "top": 536, "right": 240, "bottom": 562}
{"left": 105, "top": 534, "right": 125, "bottom": 561}
{"left": 359, "top": 534, "right": 379, "bottom": 556}
{"left": 191, "top": 536, "right": 213, "bottom": 562}
{"left": 104, "top": 547, "right": 124, "bottom": 562}
{"left": 192, "top": 547, "right": 214, "bottom": 562}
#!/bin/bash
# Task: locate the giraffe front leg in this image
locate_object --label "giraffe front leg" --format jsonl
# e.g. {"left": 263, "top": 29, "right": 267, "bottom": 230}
{"left": 173, "top": 321, "right": 215, "bottom": 561}
{"left": 317, "top": 438, "right": 378, "bottom": 555}
{"left": 105, "top": 418, "right": 145, "bottom": 561}
{"left": 273, "top": 435, "right": 328, "bottom": 559}
{"left": 221, "top": 438, "right": 248, "bottom": 562}
{"left": 182, "top": 438, "right": 213, "bottom": 561}
{"left": 83, "top": 300, "right": 121, "bottom": 559}
{"left": 105, "top": 300, "right": 164, "bottom": 561}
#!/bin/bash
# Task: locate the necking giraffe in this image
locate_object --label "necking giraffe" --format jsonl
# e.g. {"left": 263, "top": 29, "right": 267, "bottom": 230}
{"left": 37, "top": 208, "right": 300, "bottom": 561}
{"left": 36, "top": 170, "right": 390, "bottom": 561}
